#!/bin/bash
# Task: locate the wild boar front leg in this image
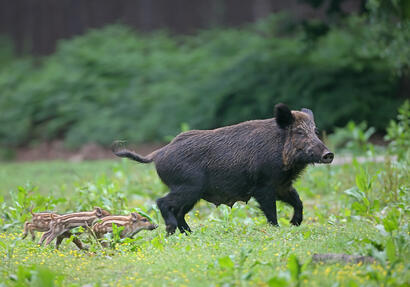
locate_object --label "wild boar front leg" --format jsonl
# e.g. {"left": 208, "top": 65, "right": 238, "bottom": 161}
{"left": 278, "top": 187, "right": 303, "bottom": 226}
{"left": 43, "top": 226, "right": 68, "bottom": 247}
{"left": 156, "top": 194, "right": 179, "bottom": 235}
{"left": 254, "top": 188, "right": 278, "bottom": 226}
{"left": 39, "top": 229, "right": 52, "bottom": 245}
{"left": 176, "top": 205, "right": 193, "bottom": 234}
{"left": 175, "top": 188, "right": 201, "bottom": 234}
{"left": 158, "top": 184, "right": 201, "bottom": 235}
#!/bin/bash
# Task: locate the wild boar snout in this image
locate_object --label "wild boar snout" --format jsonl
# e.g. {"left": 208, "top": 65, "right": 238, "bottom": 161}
{"left": 306, "top": 137, "right": 333, "bottom": 164}
{"left": 312, "top": 139, "right": 333, "bottom": 164}
{"left": 321, "top": 150, "right": 334, "bottom": 164}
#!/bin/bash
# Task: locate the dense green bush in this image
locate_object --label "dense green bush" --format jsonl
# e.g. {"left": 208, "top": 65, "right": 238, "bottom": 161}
{"left": 0, "top": 15, "right": 405, "bottom": 148}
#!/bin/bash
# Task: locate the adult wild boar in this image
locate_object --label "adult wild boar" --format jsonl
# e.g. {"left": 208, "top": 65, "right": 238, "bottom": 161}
{"left": 113, "top": 103, "right": 334, "bottom": 234}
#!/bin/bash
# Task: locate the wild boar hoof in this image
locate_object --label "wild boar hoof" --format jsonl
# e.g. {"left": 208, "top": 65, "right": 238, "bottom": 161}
{"left": 268, "top": 221, "right": 279, "bottom": 227}
{"left": 166, "top": 224, "right": 176, "bottom": 235}
{"left": 290, "top": 217, "right": 302, "bottom": 226}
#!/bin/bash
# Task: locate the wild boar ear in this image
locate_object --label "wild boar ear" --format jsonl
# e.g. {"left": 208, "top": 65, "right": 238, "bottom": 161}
{"left": 275, "top": 103, "right": 294, "bottom": 129}
{"left": 95, "top": 207, "right": 102, "bottom": 217}
{"left": 131, "top": 212, "right": 138, "bottom": 222}
{"left": 301, "top": 108, "right": 314, "bottom": 121}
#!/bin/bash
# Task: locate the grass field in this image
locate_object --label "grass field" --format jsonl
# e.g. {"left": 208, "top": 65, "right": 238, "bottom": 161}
{"left": 0, "top": 157, "right": 408, "bottom": 286}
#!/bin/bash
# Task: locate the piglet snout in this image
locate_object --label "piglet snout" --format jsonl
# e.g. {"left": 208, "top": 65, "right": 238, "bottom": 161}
{"left": 150, "top": 224, "right": 159, "bottom": 230}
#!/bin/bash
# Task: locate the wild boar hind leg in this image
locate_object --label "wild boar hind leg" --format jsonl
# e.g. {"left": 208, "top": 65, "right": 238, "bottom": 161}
{"left": 22, "top": 222, "right": 34, "bottom": 240}
{"left": 253, "top": 187, "right": 279, "bottom": 226}
{"left": 277, "top": 187, "right": 303, "bottom": 226}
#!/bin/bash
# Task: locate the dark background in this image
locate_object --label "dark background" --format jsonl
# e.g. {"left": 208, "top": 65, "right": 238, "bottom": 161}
{"left": 0, "top": 0, "right": 361, "bottom": 55}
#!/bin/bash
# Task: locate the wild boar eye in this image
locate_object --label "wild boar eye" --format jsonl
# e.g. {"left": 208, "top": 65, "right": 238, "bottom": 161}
{"left": 142, "top": 218, "right": 148, "bottom": 222}
{"left": 296, "top": 129, "right": 304, "bottom": 135}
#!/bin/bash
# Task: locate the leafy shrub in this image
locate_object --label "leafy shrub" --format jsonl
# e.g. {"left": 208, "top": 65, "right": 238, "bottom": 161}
{"left": 328, "top": 121, "right": 375, "bottom": 155}
{"left": 0, "top": 36, "right": 16, "bottom": 70}
{"left": 0, "top": 185, "right": 66, "bottom": 231}
{"left": 385, "top": 100, "right": 410, "bottom": 160}
{"left": 0, "top": 15, "right": 404, "bottom": 148}
{"left": 8, "top": 264, "right": 65, "bottom": 287}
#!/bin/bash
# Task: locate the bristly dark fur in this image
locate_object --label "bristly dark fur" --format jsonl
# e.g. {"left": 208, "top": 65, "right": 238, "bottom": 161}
{"left": 113, "top": 104, "right": 333, "bottom": 234}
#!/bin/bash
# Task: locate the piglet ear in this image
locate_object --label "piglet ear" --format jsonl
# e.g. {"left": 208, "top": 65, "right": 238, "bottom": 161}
{"left": 275, "top": 103, "right": 294, "bottom": 128}
{"left": 131, "top": 212, "right": 138, "bottom": 222}
{"left": 95, "top": 207, "right": 102, "bottom": 217}
{"left": 301, "top": 108, "right": 314, "bottom": 121}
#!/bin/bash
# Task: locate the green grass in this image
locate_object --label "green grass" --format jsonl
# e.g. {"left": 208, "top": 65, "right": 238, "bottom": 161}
{"left": 0, "top": 161, "right": 117, "bottom": 198}
{"left": 0, "top": 159, "right": 408, "bottom": 286}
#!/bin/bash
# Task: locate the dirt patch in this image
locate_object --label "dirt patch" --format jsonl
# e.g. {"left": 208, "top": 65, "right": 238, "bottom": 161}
{"left": 6, "top": 141, "right": 164, "bottom": 162}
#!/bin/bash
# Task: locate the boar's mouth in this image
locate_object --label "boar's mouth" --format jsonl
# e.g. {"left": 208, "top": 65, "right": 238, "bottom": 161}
{"left": 295, "top": 149, "right": 334, "bottom": 165}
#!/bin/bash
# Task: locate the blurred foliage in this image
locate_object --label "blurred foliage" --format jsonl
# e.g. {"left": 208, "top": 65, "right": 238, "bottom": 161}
{"left": 328, "top": 121, "right": 376, "bottom": 155}
{"left": 0, "top": 9, "right": 407, "bottom": 148}
{"left": 365, "top": 0, "right": 410, "bottom": 75}
{"left": 300, "top": 0, "right": 410, "bottom": 74}
{"left": 298, "top": 0, "right": 366, "bottom": 16}
{"left": 0, "top": 36, "right": 16, "bottom": 70}
{"left": 385, "top": 100, "right": 410, "bottom": 160}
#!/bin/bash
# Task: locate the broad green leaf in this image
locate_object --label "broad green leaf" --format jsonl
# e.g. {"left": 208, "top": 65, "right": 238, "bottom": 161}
{"left": 268, "top": 276, "right": 289, "bottom": 287}
{"left": 344, "top": 187, "right": 365, "bottom": 201}
{"left": 218, "top": 256, "right": 234, "bottom": 270}
{"left": 31, "top": 266, "right": 63, "bottom": 287}
{"left": 362, "top": 197, "right": 370, "bottom": 208}
{"left": 356, "top": 172, "right": 367, "bottom": 193}
{"left": 383, "top": 209, "right": 399, "bottom": 232}
{"left": 352, "top": 202, "right": 367, "bottom": 213}
{"left": 385, "top": 238, "right": 397, "bottom": 262}
{"left": 347, "top": 279, "right": 360, "bottom": 287}
{"left": 287, "top": 254, "right": 300, "bottom": 281}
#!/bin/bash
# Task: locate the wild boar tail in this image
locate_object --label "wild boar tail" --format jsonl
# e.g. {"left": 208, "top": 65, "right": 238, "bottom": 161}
{"left": 114, "top": 149, "right": 154, "bottom": 163}
{"left": 111, "top": 140, "right": 154, "bottom": 163}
